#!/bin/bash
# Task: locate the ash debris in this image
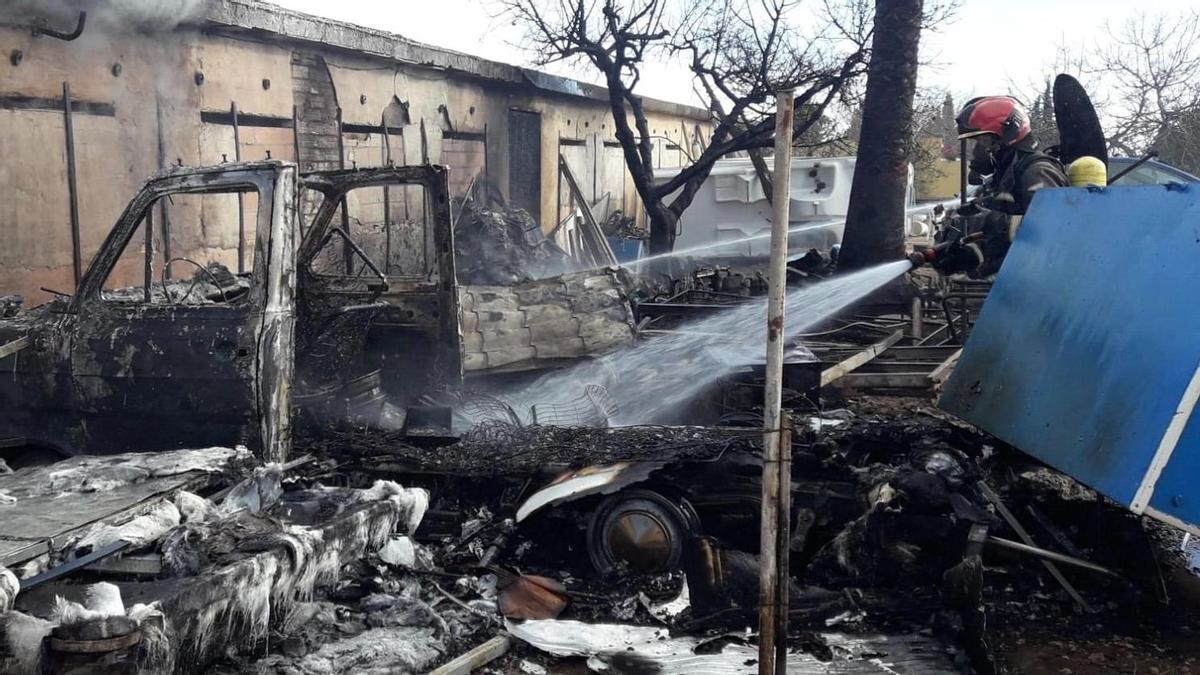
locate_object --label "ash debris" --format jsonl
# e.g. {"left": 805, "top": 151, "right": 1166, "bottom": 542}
{"left": 0, "top": 398, "right": 1197, "bottom": 674}
{"left": 454, "top": 201, "right": 578, "bottom": 284}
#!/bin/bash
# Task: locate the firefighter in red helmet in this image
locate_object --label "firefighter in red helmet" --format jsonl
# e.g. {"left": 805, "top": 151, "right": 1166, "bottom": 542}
{"left": 912, "top": 96, "right": 1068, "bottom": 277}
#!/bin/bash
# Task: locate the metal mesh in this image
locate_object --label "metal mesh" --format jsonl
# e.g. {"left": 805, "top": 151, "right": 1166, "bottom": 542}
{"left": 529, "top": 384, "right": 618, "bottom": 427}
{"left": 460, "top": 393, "right": 523, "bottom": 427}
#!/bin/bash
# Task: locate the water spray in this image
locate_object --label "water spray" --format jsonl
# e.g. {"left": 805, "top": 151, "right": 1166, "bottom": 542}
{"left": 610, "top": 197, "right": 959, "bottom": 273}
{"left": 482, "top": 259, "right": 914, "bottom": 427}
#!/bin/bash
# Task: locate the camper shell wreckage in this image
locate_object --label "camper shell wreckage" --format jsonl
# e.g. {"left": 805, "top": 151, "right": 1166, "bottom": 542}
{"left": 0, "top": 160, "right": 636, "bottom": 461}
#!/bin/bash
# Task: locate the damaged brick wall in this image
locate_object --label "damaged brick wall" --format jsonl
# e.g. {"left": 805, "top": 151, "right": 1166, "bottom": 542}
{"left": 291, "top": 51, "right": 340, "bottom": 173}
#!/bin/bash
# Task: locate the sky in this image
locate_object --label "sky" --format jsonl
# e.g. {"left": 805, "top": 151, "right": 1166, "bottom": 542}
{"left": 270, "top": 0, "right": 1195, "bottom": 108}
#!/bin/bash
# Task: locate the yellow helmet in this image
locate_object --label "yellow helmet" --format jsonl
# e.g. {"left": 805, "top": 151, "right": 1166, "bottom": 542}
{"left": 1068, "top": 156, "right": 1107, "bottom": 187}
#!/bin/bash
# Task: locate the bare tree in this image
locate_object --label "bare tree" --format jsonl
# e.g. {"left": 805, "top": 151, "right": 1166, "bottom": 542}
{"left": 1094, "top": 11, "right": 1200, "bottom": 171}
{"left": 499, "top": 0, "right": 872, "bottom": 254}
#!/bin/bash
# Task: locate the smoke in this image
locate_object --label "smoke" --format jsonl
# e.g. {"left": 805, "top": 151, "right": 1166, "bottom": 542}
{"left": 0, "top": 0, "right": 207, "bottom": 34}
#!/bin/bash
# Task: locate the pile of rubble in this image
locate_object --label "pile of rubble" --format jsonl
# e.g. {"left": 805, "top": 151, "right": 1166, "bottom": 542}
{"left": 453, "top": 201, "right": 578, "bottom": 285}
{"left": 0, "top": 396, "right": 1197, "bottom": 674}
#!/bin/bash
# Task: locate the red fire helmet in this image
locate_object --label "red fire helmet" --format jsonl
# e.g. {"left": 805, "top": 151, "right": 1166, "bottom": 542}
{"left": 956, "top": 96, "right": 1031, "bottom": 146}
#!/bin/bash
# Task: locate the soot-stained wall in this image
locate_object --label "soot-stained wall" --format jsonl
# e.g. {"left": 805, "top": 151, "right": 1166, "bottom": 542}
{"left": 0, "top": 0, "right": 709, "bottom": 305}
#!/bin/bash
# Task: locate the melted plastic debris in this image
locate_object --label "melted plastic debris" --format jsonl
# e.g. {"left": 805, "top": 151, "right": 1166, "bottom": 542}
{"left": 507, "top": 619, "right": 958, "bottom": 673}
{"left": 0, "top": 565, "right": 17, "bottom": 612}
{"left": 51, "top": 582, "right": 126, "bottom": 626}
{"left": 378, "top": 536, "right": 416, "bottom": 568}
{"left": 73, "top": 500, "right": 181, "bottom": 552}
{"left": 220, "top": 463, "right": 284, "bottom": 514}
{"left": 1, "top": 612, "right": 53, "bottom": 675}
{"left": 176, "top": 490, "right": 219, "bottom": 523}
{"left": 37, "top": 446, "right": 252, "bottom": 495}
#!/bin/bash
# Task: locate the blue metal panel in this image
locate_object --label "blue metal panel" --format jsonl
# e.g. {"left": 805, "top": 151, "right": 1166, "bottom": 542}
{"left": 939, "top": 184, "right": 1200, "bottom": 531}
{"left": 1149, "top": 412, "right": 1200, "bottom": 528}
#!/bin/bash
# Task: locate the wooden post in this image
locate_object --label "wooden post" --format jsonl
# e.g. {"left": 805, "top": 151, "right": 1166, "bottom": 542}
{"left": 62, "top": 82, "right": 82, "bottom": 288}
{"left": 292, "top": 104, "right": 303, "bottom": 232}
{"left": 144, "top": 210, "right": 154, "bottom": 303}
{"left": 292, "top": 104, "right": 302, "bottom": 170}
{"left": 419, "top": 118, "right": 429, "bottom": 163}
{"left": 773, "top": 414, "right": 793, "bottom": 675}
{"left": 155, "top": 96, "right": 172, "bottom": 279}
{"left": 336, "top": 106, "right": 352, "bottom": 274}
{"left": 232, "top": 101, "right": 245, "bottom": 274}
{"left": 758, "top": 89, "right": 794, "bottom": 675}
{"left": 381, "top": 115, "right": 392, "bottom": 275}
{"left": 482, "top": 122, "right": 490, "bottom": 191}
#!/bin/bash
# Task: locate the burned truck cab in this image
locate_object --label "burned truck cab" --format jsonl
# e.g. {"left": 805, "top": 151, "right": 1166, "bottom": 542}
{"left": 0, "top": 161, "right": 299, "bottom": 460}
{"left": 294, "top": 166, "right": 461, "bottom": 432}
{"left": 0, "top": 160, "right": 463, "bottom": 461}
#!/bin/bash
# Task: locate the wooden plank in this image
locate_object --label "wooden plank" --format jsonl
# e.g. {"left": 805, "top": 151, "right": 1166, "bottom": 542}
{"left": 87, "top": 552, "right": 163, "bottom": 576}
{"left": 0, "top": 335, "right": 30, "bottom": 360}
{"left": 854, "top": 361, "right": 945, "bottom": 373}
{"left": 978, "top": 480, "right": 1092, "bottom": 612}
{"left": 0, "top": 537, "right": 49, "bottom": 568}
{"left": 427, "top": 634, "right": 512, "bottom": 675}
{"left": 820, "top": 330, "right": 904, "bottom": 387}
{"left": 558, "top": 155, "right": 617, "bottom": 267}
{"left": 876, "top": 345, "right": 962, "bottom": 359}
{"left": 839, "top": 372, "right": 931, "bottom": 389}
{"left": 928, "top": 347, "right": 963, "bottom": 384}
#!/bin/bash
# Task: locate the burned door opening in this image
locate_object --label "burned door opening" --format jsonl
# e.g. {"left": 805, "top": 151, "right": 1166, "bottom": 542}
{"left": 296, "top": 166, "right": 460, "bottom": 433}
{"left": 507, "top": 109, "right": 542, "bottom": 218}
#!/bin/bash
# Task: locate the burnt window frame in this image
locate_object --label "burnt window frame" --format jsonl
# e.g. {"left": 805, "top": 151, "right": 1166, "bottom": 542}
{"left": 70, "top": 164, "right": 282, "bottom": 314}
{"left": 298, "top": 166, "right": 453, "bottom": 286}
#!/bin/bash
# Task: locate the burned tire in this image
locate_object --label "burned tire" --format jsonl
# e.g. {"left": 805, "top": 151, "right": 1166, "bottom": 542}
{"left": 587, "top": 489, "right": 694, "bottom": 576}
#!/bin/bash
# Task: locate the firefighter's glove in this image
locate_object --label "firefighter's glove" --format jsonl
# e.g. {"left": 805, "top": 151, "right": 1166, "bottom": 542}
{"left": 931, "top": 238, "right": 986, "bottom": 277}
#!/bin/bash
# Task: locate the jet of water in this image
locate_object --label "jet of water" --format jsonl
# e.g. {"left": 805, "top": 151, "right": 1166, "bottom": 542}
{"left": 615, "top": 198, "right": 957, "bottom": 271}
{"left": 486, "top": 260, "right": 913, "bottom": 427}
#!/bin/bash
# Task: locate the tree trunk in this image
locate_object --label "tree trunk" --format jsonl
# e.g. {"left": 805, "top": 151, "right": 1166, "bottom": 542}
{"left": 647, "top": 202, "right": 678, "bottom": 255}
{"left": 748, "top": 147, "right": 774, "bottom": 204}
{"left": 839, "top": 0, "right": 923, "bottom": 270}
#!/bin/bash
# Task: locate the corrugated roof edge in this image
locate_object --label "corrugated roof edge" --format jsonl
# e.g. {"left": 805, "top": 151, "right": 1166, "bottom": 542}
{"left": 206, "top": 0, "right": 710, "bottom": 121}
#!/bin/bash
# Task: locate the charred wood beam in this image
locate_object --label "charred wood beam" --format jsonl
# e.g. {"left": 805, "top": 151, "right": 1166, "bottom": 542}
{"left": 336, "top": 107, "right": 352, "bottom": 274}
{"left": 200, "top": 110, "right": 291, "bottom": 128}
{"left": 144, "top": 208, "right": 154, "bottom": 302}
{"left": 381, "top": 117, "right": 392, "bottom": 268}
{"left": 203, "top": 111, "right": 416, "bottom": 139}
{"left": 428, "top": 634, "right": 512, "bottom": 675}
{"left": 819, "top": 330, "right": 904, "bottom": 387}
{"left": 978, "top": 481, "right": 1095, "bottom": 612}
{"left": 62, "top": 82, "right": 82, "bottom": 288}
{"left": 292, "top": 104, "right": 301, "bottom": 170}
{"left": 836, "top": 372, "right": 929, "bottom": 389}
{"left": 444, "top": 129, "right": 486, "bottom": 142}
{"left": 20, "top": 540, "right": 131, "bottom": 591}
{"left": 0, "top": 336, "right": 30, "bottom": 360}
{"left": 232, "top": 101, "right": 246, "bottom": 274}
{"left": 928, "top": 347, "right": 963, "bottom": 385}
{"left": 155, "top": 97, "right": 172, "bottom": 279}
{"left": 634, "top": 302, "right": 732, "bottom": 321}
{"left": 0, "top": 94, "right": 113, "bottom": 116}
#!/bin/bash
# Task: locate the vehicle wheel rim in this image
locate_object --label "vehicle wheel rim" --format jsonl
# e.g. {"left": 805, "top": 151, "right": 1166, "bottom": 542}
{"left": 607, "top": 510, "right": 671, "bottom": 572}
